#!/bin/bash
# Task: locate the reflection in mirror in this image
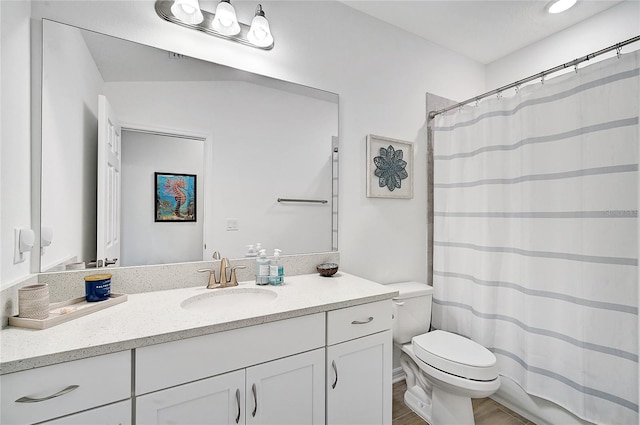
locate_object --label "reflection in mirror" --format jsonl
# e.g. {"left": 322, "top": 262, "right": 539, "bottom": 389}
{"left": 40, "top": 19, "right": 339, "bottom": 272}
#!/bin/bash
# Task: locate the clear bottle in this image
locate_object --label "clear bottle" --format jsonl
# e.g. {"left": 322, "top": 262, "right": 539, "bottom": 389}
{"left": 255, "top": 249, "right": 270, "bottom": 285}
{"left": 269, "top": 249, "right": 284, "bottom": 285}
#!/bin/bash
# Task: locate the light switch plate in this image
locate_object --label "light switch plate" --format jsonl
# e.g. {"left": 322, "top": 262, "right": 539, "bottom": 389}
{"left": 226, "top": 218, "right": 239, "bottom": 231}
{"left": 14, "top": 228, "right": 25, "bottom": 264}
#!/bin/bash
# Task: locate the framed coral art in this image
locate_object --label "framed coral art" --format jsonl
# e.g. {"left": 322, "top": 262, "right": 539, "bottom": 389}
{"left": 366, "top": 135, "right": 414, "bottom": 199}
{"left": 155, "top": 172, "right": 197, "bottom": 222}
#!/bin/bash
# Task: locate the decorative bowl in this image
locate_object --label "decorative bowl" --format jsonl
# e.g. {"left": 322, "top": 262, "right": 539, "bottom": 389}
{"left": 317, "top": 263, "right": 339, "bottom": 277}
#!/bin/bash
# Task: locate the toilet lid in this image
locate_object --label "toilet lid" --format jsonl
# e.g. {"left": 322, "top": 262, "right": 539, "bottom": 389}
{"left": 412, "top": 330, "right": 498, "bottom": 381}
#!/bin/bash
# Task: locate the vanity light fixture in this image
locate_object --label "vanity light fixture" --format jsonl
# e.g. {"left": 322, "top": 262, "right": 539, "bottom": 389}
{"left": 548, "top": 0, "right": 577, "bottom": 14}
{"left": 155, "top": 0, "right": 274, "bottom": 50}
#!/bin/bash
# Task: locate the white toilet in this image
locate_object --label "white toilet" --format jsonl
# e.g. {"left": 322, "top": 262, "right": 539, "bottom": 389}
{"left": 387, "top": 282, "right": 500, "bottom": 425}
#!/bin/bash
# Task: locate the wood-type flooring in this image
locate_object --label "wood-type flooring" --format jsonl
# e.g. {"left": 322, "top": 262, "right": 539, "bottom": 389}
{"left": 392, "top": 380, "right": 536, "bottom": 425}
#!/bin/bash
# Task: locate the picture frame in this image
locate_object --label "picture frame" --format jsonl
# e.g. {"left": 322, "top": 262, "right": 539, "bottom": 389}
{"left": 154, "top": 172, "right": 197, "bottom": 222}
{"left": 366, "top": 134, "right": 414, "bottom": 199}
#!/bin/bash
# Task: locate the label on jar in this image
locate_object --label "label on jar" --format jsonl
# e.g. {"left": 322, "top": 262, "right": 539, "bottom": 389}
{"left": 259, "top": 264, "right": 270, "bottom": 276}
{"left": 85, "top": 278, "right": 111, "bottom": 302}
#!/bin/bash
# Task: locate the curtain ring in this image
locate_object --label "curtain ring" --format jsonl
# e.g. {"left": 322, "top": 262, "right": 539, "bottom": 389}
{"left": 496, "top": 91, "right": 503, "bottom": 100}
{"left": 574, "top": 63, "right": 579, "bottom": 73}
{"left": 616, "top": 46, "right": 622, "bottom": 59}
{"left": 514, "top": 85, "right": 521, "bottom": 94}
{"left": 475, "top": 98, "right": 480, "bottom": 107}
{"left": 541, "top": 74, "right": 545, "bottom": 85}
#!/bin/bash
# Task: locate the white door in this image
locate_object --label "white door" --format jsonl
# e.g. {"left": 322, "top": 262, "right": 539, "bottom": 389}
{"left": 327, "top": 330, "right": 392, "bottom": 425}
{"left": 246, "top": 348, "right": 325, "bottom": 425}
{"left": 136, "top": 369, "right": 245, "bottom": 425}
{"left": 97, "top": 95, "right": 121, "bottom": 267}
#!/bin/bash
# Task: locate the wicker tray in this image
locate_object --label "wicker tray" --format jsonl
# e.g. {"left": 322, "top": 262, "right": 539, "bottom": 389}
{"left": 9, "top": 293, "right": 128, "bottom": 330}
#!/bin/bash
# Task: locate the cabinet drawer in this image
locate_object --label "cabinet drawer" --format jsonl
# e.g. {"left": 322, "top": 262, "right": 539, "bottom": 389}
{"left": 327, "top": 300, "right": 392, "bottom": 345}
{"left": 136, "top": 313, "right": 325, "bottom": 395}
{"left": 0, "top": 351, "right": 131, "bottom": 425}
{"left": 41, "top": 400, "right": 131, "bottom": 425}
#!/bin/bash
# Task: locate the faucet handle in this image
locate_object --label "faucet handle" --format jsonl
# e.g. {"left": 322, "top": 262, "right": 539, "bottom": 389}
{"left": 198, "top": 268, "right": 220, "bottom": 288}
{"left": 212, "top": 251, "right": 221, "bottom": 260}
{"left": 229, "top": 265, "right": 247, "bottom": 286}
{"left": 197, "top": 268, "right": 214, "bottom": 273}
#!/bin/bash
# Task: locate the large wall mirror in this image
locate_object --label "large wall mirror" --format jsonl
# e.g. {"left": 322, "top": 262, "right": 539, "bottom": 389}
{"left": 39, "top": 19, "right": 339, "bottom": 272}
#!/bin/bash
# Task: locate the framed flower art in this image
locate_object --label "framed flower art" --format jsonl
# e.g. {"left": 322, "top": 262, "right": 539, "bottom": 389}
{"left": 366, "top": 134, "right": 414, "bottom": 199}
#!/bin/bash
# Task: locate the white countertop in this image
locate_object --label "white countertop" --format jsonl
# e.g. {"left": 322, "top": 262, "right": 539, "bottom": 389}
{"left": 0, "top": 272, "right": 397, "bottom": 375}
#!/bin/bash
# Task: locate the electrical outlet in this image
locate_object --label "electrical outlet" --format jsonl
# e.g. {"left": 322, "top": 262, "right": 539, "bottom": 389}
{"left": 14, "top": 228, "right": 25, "bottom": 264}
{"left": 226, "top": 218, "right": 239, "bottom": 231}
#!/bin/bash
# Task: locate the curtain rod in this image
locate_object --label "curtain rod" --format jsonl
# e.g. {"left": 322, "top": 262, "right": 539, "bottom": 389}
{"left": 428, "top": 35, "right": 640, "bottom": 120}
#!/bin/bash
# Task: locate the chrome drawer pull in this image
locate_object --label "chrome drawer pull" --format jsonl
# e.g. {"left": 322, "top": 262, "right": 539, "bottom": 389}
{"left": 235, "top": 388, "right": 241, "bottom": 424}
{"left": 331, "top": 360, "right": 338, "bottom": 389}
{"left": 351, "top": 316, "right": 374, "bottom": 325}
{"left": 252, "top": 383, "right": 257, "bottom": 417}
{"left": 15, "top": 385, "right": 79, "bottom": 403}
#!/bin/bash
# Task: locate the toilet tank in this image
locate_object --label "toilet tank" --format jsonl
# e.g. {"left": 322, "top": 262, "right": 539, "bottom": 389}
{"left": 386, "top": 282, "right": 434, "bottom": 344}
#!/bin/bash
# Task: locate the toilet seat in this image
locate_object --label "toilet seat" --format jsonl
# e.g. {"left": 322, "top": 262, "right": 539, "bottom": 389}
{"left": 412, "top": 330, "right": 498, "bottom": 381}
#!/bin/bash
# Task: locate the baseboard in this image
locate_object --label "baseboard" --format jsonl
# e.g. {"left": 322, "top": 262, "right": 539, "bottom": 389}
{"left": 393, "top": 367, "right": 405, "bottom": 383}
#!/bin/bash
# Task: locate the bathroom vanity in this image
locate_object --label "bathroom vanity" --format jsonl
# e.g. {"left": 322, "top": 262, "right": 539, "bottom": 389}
{"left": 0, "top": 272, "right": 396, "bottom": 425}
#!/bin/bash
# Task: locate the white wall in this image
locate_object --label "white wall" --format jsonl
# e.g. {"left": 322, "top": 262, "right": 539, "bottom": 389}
{"left": 1, "top": 1, "right": 32, "bottom": 286}
{"left": 40, "top": 21, "right": 103, "bottom": 270}
{"left": 121, "top": 131, "right": 204, "bottom": 266}
{"left": 24, "top": 0, "right": 486, "bottom": 285}
{"left": 486, "top": 0, "right": 640, "bottom": 89}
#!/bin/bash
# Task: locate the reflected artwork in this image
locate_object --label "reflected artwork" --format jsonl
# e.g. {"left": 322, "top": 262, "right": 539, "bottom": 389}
{"left": 155, "top": 172, "right": 197, "bottom": 222}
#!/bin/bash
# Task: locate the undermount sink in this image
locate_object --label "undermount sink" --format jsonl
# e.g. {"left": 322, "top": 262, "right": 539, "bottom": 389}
{"left": 180, "top": 287, "right": 278, "bottom": 312}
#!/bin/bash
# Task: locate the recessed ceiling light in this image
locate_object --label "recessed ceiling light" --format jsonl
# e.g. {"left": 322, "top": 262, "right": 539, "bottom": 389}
{"left": 548, "top": 0, "right": 577, "bottom": 14}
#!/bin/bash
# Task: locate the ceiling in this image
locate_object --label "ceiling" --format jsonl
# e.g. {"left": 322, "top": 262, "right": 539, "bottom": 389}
{"left": 339, "top": 0, "right": 624, "bottom": 64}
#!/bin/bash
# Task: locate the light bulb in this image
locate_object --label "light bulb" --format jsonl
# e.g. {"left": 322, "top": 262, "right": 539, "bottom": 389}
{"left": 247, "top": 5, "right": 273, "bottom": 48}
{"left": 170, "top": 0, "right": 204, "bottom": 24}
{"left": 212, "top": 0, "right": 241, "bottom": 36}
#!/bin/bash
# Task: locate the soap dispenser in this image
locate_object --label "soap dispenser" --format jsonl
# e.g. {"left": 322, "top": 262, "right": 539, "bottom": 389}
{"left": 256, "top": 249, "right": 270, "bottom": 285}
{"left": 269, "top": 249, "right": 284, "bottom": 285}
{"left": 245, "top": 244, "right": 257, "bottom": 257}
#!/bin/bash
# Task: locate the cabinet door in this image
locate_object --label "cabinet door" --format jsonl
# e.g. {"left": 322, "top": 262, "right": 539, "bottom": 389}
{"left": 246, "top": 348, "right": 325, "bottom": 425}
{"left": 327, "top": 330, "right": 392, "bottom": 425}
{"left": 136, "top": 370, "right": 244, "bottom": 425}
{"left": 42, "top": 400, "right": 131, "bottom": 425}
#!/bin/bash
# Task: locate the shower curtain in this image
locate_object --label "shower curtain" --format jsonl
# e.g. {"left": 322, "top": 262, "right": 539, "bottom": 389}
{"left": 432, "top": 51, "right": 639, "bottom": 424}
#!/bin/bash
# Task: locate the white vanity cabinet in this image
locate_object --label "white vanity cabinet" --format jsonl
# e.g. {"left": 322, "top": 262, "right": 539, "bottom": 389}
{"left": 41, "top": 400, "right": 132, "bottom": 425}
{"left": 246, "top": 348, "right": 325, "bottom": 425}
{"left": 137, "top": 369, "right": 245, "bottom": 425}
{"left": 326, "top": 300, "right": 393, "bottom": 425}
{"left": 0, "top": 351, "right": 131, "bottom": 425}
{"left": 135, "top": 313, "right": 326, "bottom": 425}
{"left": 137, "top": 349, "right": 325, "bottom": 425}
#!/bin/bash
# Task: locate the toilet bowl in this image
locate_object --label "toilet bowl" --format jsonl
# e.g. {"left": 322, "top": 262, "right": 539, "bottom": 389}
{"left": 387, "top": 282, "right": 500, "bottom": 425}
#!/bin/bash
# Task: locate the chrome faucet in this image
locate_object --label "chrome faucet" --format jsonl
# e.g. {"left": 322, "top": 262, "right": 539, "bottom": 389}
{"left": 198, "top": 258, "right": 246, "bottom": 289}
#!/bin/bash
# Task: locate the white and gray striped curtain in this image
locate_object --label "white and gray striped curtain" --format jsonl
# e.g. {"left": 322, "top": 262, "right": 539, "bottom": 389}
{"left": 432, "top": 51, "right": 639, "bottom": 424}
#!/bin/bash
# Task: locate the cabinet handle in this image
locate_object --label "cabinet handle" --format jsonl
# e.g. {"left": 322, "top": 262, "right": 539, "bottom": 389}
{"left": 235, "top": 388, "right": 241, "bottom": 424}
{"left": 15, "top": 385, "right": 79, "bottom": 403}
{"left": 252, "top": 383, "right": 257, "bottom": 417}
{"left": 331, "top": 360, "right": 338, "bottom": 389}
{"left": 351, "top": 316, "right": 374, "bottom": 325}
